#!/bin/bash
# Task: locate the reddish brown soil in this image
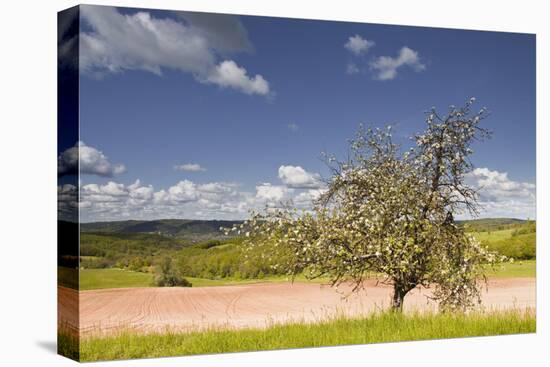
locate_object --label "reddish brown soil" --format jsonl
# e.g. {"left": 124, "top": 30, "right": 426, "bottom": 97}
{"left": 58, "top": 278, "right": 535, "bottom": 337}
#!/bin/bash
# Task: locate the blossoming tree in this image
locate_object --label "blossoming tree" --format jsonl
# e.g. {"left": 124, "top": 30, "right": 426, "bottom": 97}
{"left": 231, "top": 99, "right": 505, "bottom": 311}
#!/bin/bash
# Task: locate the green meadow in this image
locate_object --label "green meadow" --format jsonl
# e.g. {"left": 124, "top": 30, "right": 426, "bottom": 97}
{"left": 79, "top": 269, "right": 332, "bottom": 290}
{"left": 472, "top": 220, "right": 536, "bottom": 260}
{"left": 78, "top": 259, "right": 535, "bottom": 291}
{"left": 484, "top": 260, "right": 535, "bottom": 278}
{"left": 80, "top": 268, "right": 153, "bottom": 290}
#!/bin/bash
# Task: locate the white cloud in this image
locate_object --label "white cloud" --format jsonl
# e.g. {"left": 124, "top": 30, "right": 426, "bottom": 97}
{"left": 294, "top": 188, "right": 326, "bottom": 208}
{"left": 79, "top": 6, "right": 270, "bottom": 96}
{"left": 154, "top": 180, "right": 200, "bottom": 204}
{"left": 98, "top": 181, "right": 127, "bottom": 196}
{"left": 81, "top": 181, "right": 134, "bottom": 204}
{"left": 369, "top": 46, "right": 426, "bottom": 80}
{"left": 79, "top": 179, "right": 253, "bottom": 221}
{"left": 255, "top": 183, "right": 291, "bottom": 203}
{"left": 346, "top": 63, "right": 360, "bottom": 75}
{"left": 73, "top": 164, "right": 534, "bottom": 222}
{"left": 58, "top": 141, "right": 126, "bottom": 177}
{"left": 463, "top": 168, "right": 536, "bottom": 219}
{"left": 278, "top": 165, "right": 322, "bottom": 189}
{"left": 73, "top": 172, "right": 322, "bottom": 221}
{"left": 128, "top": 179, "right": 155, "bottom": 203}
{"left": 80, "top": 7, "right": 212, "bottom": 76}
{"left": 205, "top": 60, "right": 270, "bottom": 96}
{"left": 80, "top": 180, "right": 152, "bottom": 219}
{"left": 174, "top": 163, "right": 207, "bottom": 172}
{"left": 344, "top": 35, "right": 375, "bottom": 55}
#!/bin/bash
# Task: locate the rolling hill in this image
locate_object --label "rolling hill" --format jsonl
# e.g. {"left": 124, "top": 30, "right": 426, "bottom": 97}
{"left": 457, "top": 218, "right": 528, "bottom": 232}
{"left": 80, "top": 218, "right": 530, "bottom": 240}
{"left": 80, "top": 219, "right": 242, "bottom": 241}
{"left": 73, "top": 217, "right": 535, "bottom": 283}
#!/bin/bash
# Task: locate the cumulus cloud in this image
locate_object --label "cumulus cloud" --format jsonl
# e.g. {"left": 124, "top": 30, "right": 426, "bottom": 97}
{"left": 294, "top": 188, "right": 326, "bottom": 208}
{"left": 464, "top": 168, "right": 536, "bottom": 219}
{"left": 127, "top": 180, "right": 155, "bottom": 203}
{"left": 80, "top": 6, "right": 212, "bottom": 76}
{"left": 77, "top": 175, "right": 325, "bottom": 221}
{"left": 58, "top": 141, "right": 126, "bottom": 177}
{"left": 255, "top": 183, "right": 291, "bottom": 203}
{"left": 369, "top": 46, "right": 426, "bottom": 80}
{"left": 79, "top": 6, "right": 270, "bottom": 96}
{"left": 73, "top": 165, "right": 533, "bottom": 221}
{"left": 344, "top": 35, "right": 375, "bottom": 55}
{"left": 153, "top": 180, "right": 200, "bottom": 204}
{"left": 80, "top": 180, "right": 154, "bottom": 220}
{"left": 205, "top": 60, "right": 270, "bottom": 95}
{"left": 278, "top": 165, "right": 322, "bottom": 189}
{"left": 78, "top": 179, "right": 255, "bottom": 221}
{"left": 174, "top": 163, "right": 207, "bottom": 172}
{"left": 153, "top": 181, "right": 242, "bottom": 206}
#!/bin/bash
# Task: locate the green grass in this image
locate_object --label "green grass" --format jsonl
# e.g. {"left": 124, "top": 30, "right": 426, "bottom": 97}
{"left": 80, "top": 269, "right": 154, "bottom": 290}
{"left": 459, "top": 218, "right": 528, "bottom": 232}
{"left": 474, "top": 228, "right": 517, "bottom": 242}
{"left": 79, "top": 261, "right": 535, "bottom": 291}
{"left": 485, "top": 260, "right": 536, "bottom": 278}
{"left": 79, "top": 269, "right": 329, "bottom": 290}
{"left": 79, "top": 269, "right": 266, "bottom": 290}
{"left": 75, "top": 309, "right": 535, "bottom": 362}
{"left": 79, "top": 269, "right": 303, "bottom": 290}
{"left": 472, "top": 224, "right": 536, "bottom": 260}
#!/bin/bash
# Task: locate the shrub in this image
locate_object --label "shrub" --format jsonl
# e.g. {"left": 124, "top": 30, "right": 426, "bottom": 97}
{"left": 485, "top": 232, "right": 536, "bottom": 260}
{"left": 154, "top": 257, "right": 192, "bottom": 287}
{"left": 155, "top": 274, "right": 192, "bottom": 287}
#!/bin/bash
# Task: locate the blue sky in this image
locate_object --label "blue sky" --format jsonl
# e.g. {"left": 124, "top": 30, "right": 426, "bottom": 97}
{"left": 64, "top": 5, "right": 536, "bottom": 221}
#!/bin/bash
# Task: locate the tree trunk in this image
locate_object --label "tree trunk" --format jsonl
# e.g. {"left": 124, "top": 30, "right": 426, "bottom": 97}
{"left": 392, "top": 284, "right": 407, "bottom": 312}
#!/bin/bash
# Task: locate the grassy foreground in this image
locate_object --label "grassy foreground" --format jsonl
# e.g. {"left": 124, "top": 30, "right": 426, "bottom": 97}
{"left": 72, "top": 310, "right": 535, "bottom": 361}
